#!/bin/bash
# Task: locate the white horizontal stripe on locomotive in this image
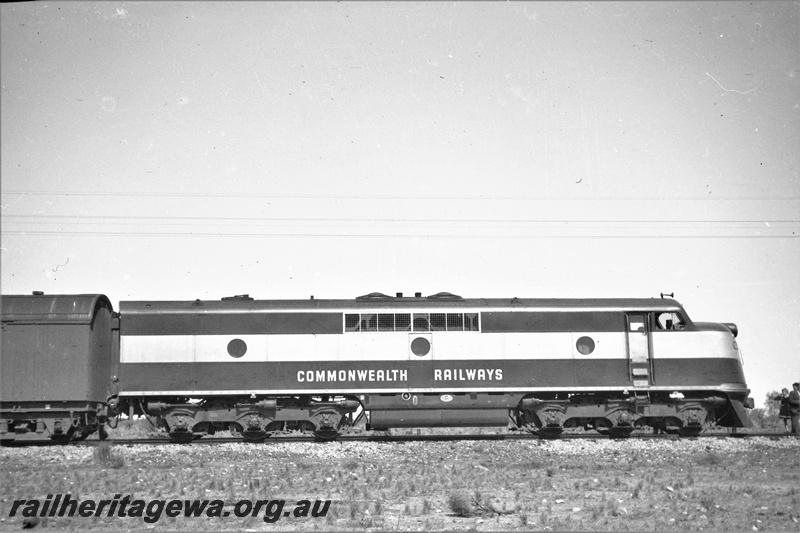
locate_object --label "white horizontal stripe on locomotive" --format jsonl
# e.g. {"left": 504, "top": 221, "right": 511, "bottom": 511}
{"left": 118, "top": 383, "right": 749, "bottom": 397}
{"left": 651, "top": 331, "right": 740, "bottom": 360}
{"left": 120, "top": 335, "right": 268, "bottom": 363}
{"left": 120, "top": 332, "right": 627, "bottom": 363}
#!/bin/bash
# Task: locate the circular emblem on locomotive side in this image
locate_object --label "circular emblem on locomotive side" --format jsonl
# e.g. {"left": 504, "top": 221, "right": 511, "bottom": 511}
{"left": 227, "top": 338, "right": 247, "bottom": 358}
{"left": 576, "top": 336, "right": 595, "bottom": 355}
{"left": 410, "top": 337, "right": 431, "bottom": 356}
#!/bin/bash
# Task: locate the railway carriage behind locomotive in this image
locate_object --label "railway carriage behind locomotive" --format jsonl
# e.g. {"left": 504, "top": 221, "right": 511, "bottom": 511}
{"left": 0, "top": 294, "right": 117, "bottom": 443}
{"left": 0, "top": 291, "right": 753, "bottom": 443}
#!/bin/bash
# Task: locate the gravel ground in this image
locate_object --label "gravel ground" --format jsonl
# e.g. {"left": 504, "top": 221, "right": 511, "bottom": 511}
{"left": 3, "top": 434, "right": 795, "bottom": 466}
{"left": 1, "top": 436, "right": 799, "bottom": 531}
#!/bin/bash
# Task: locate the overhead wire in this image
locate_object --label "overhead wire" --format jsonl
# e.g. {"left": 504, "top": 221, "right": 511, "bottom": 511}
{"left": 2, "top": 190, "right": 797, "bottom": 238}
{"left": 3, "top": 190, "right": 800, "bottom": 202}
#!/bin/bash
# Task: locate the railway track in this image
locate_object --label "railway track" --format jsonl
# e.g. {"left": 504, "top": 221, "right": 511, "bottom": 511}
{"left": 75, "top": 430, "right": 798, "bottom": 446}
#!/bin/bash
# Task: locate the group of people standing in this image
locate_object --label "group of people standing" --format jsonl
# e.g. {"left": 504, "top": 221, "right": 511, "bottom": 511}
{"left": 774, "top": 382, "right": 800, "bottom": 434}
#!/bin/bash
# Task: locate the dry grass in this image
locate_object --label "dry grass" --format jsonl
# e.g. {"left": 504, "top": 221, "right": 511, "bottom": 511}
{"left": 105, "top": 416, "right": 165, "bottom": 439}
{"left": 92, "top": 443, "right": 124, "bottom": 469}
{"left": 1, "top": 437, "right": 798, "bottom": 531}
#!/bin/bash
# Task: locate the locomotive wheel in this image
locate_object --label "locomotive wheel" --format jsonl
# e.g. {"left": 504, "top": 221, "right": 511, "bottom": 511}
{"left": 607, "top": 427, "right": 634, "bottom": 439}
{"left": 73, "top": 431, "right": 92, "bottom": 442}
{"left": 242, "top": 431, "right": 268, "bottom": 443}
{"left": 679, "top": 426, "right": 702, "bottom": 438}
{"left": 50, "top": 426, "right": 76, "bottom": 444}
{"left": 313, "top": 429, "right": 340, "bottom": 442}
{"left": 168, "top": 431, "right": 194, "bottom": 444}
{"left": 536, "top": 427, "right": 563, "bottom": 440}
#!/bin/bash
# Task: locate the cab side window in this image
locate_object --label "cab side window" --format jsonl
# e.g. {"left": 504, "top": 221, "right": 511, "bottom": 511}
{"left": 656, "top": 312, "right": 686, "bottom": 330}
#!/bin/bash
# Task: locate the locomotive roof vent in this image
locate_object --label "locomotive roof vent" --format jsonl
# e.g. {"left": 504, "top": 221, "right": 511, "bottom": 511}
{"left": 356, "top": 292, "right": 393, "bottom": 300}
{"left": 427, "top": 292, "right": 463, "bottom": 300}
{"left": 221, "top": 294, "right": 254, "bottom": 301}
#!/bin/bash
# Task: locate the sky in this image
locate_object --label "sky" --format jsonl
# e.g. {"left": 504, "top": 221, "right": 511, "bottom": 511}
{"left": 1, "top": 1, "right": 798, "bottom": 408}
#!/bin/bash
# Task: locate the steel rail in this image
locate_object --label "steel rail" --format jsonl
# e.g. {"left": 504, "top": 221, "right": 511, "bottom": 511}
{"left": 62, "top": 431, "right": 799, "bottom": 447}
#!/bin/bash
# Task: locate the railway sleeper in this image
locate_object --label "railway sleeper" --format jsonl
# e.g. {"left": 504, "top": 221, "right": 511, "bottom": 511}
{"left": 146, "top": 397, "right": 360, "bottom": 443}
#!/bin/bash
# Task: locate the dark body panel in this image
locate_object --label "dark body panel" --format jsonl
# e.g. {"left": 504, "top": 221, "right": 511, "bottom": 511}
{"left": 653, "top": 358, "right": 747, "bottom": 386}
{"left": 1, "top": 294, "right": 115, "bottom": 402}
{"left": 119, "top": 358, "right": 747, "bottom": 393}
{"left": 122, "top": 312, "right": 342, "bottom": 336}
{"left": 481, "top": 311, "right": 625, "bottom": 332}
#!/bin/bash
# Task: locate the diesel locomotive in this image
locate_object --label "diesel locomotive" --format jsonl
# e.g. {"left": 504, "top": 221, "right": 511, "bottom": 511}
{"left": 0, "top": 291, "right": 754, "bottom": 443}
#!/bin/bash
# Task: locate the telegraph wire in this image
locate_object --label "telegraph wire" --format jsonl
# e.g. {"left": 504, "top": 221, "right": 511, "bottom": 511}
{"left": 3, "top": 214, "right": 799, "bottom": 224}
{"left": 2, "top": 231, "right": 796, "bottom": 239}
{"left": 3, "top": 190, "right": 800, "bottom": 202}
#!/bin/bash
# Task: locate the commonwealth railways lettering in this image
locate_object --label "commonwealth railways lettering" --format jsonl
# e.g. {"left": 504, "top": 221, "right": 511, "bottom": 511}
{"left": 434, "top": 368, "right": 503, "bottom": 381}
{"left": 294, "top": 368, "right": 504, "bottom": 383}
{"left": 297, "top": 369, "right": 408, "bottom": 383}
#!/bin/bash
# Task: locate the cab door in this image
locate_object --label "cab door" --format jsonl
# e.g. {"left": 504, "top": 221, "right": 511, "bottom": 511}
{"left": 626, "top": 313, "right": 652, "bottom": 388}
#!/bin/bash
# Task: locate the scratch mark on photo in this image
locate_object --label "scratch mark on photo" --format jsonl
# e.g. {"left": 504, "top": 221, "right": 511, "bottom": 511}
{"left": 52, "top": 258, "right": 70, "bottom": 273}
{"left": 705, "top": 72, "right": 763, "bottom": 95}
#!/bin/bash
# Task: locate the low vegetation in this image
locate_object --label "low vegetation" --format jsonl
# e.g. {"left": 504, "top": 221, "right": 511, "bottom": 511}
{"left": 92, "top": 443, "right": 125, "bottom": 469}
{"left": 1, "top": 436, "right": 798, "bottom": 531}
